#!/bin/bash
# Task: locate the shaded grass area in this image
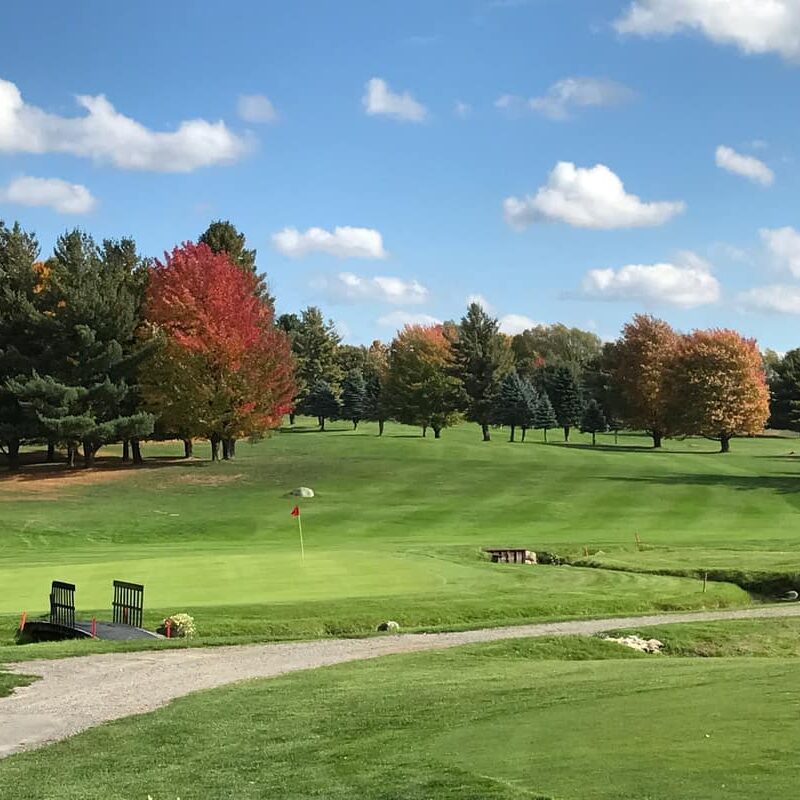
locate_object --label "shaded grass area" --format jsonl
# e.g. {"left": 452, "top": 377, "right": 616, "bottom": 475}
{"left": 1, "top": 632, "right": 798, "bottom": 799}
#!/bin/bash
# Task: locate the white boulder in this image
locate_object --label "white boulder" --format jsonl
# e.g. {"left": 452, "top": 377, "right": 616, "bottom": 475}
{"left": 291, "top": 487, "right": 315, "bottom": 498}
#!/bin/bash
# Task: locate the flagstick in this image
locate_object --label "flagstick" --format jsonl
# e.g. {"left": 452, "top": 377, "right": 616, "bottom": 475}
{"left": 297, "top": 514, "right": 305, "bottom": 563}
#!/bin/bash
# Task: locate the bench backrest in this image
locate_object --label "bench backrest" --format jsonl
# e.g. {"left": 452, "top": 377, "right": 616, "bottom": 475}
{"left": 49, "top": 581, "right": 76, "bottom": 627}
{"left": 112, "top": 580, "right": 144, "bottom": 628}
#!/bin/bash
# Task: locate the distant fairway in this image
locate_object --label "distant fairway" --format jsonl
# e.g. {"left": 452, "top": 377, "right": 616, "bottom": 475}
{"left": 2, "top": 420, "right": 799, "bottom": 654}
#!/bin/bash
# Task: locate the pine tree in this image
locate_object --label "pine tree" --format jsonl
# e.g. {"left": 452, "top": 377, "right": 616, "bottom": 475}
{"left": 493, "top": 370, "right": 536, "bottom": 442}
{"left": 340, "top": 369, "right": 367, "bottom": 429}
{"left": 451, "top": 302, "right": 513, "bottom": 441}
{"left": 550, "top": 366, "right": 583, "bottom": 442}
{"left": 519, "top": 377, "right": 538, "bottom": 442}
{"left": 301, "top": 380, "right": 340, "bottom": 431}
{"left": 580, "top": 399, "right": 608, "bottom": 446}
{"left": 363, "top": 341, "right": 390, "bottom": 435}
{"left": 533, "top": 392, "right": 558, "bottom": 442}
{"left": 292, "top": 307, "right": 342, "bottom": 409}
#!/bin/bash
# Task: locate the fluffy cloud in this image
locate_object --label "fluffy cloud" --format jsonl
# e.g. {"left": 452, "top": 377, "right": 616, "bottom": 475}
{"left": 739, "top": 285, "right": 800, "bottom": 314}
{"left": 1, "top": 176, "right": 96, "bottom": 214}
{"left": 316, "top": 272, "right": 428, "bottom": 305}
{"left": 237, "top": 94, "right": 278, "bottom": 124}
{"left": 499, "top": 314, "right": 540, "bottom": 335}
{"left": 504, "top": 162, "right": 685, "bottom": 230}
{"left": 0, "top": 78, "right": 250, "bottom": 172}
{"left": 581, "top": 252, "right": 720, "bottom": 307}
{"left": 377, "top": 311, "right": 441, "bottom": 329}
{"left": 715, "top": 145, "right": 774, "bottom": 185}
{"left": 498, "top": 78, "right": 635, "bottom": 121}
{"left": 454, "top": 101, "right": 472, "bottom": 119}
{"left": 272, "top": 226, "right": 387, "bottom": 259}
{"left": 362, "top": 78, "right": 427, "bottom": 122}
{"left": 615, "top": 0, "right": 800, "bottom": 62}
{"left": 760, "top": 226, "right": 800, "bottom": 276}
{"left": 466, "top": 293, "right": 494, "bottom": 312}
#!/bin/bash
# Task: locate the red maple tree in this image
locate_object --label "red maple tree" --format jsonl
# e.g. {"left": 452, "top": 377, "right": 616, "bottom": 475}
{"left": 144, "top": 242, "right": 295, "bottom": 457}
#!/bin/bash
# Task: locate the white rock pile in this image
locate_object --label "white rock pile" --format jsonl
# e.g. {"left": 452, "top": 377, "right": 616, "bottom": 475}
{"left": 603, "top": 634, "right": 663, "bottom": 654}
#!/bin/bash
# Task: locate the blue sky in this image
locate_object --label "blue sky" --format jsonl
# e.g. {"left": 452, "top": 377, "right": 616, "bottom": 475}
{"left": 3, "top": 0, "right": 800, "bottom": 349}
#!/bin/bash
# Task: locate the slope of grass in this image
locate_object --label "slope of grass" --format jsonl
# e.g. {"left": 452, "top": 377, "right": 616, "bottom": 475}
{"left": 1, "top": 633, "right": 797, "bottom": 799}
{"left": 2, "top": 422, "right": 799, "bottom": 656}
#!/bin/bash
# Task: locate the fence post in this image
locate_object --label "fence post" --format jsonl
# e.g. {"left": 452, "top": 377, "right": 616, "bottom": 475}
{"left": 165, "top": 618, "right": 172, "bottom": 639}
{"left": 19, "top": 611, "right": 27, "bottom": 632}
{"left": 91, "top": 617, "right": 97, "bottom": 637}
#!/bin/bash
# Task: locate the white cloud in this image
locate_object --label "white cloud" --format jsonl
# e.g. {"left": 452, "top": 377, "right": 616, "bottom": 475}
{"left": 272, "top": 226, "right": 388, "bottom": 260}
{"left": 0, "top": 78, "right": 250, "bottom": 172}
{"left": 0, "top": 176, "right": 96, "bottom": 214}
{"left": 466, "top": 293, "right": 494, "bottom": 312}
{"left": 614, "top": 0, "right": 800, "bottom": 62}
{"left": 715, "top": 145, "right": 774, "bottom": 186}
{"left": 237, "top": 94, "right": 278, "bottom": 124}
{"left": 529, "top": 77, "right": 635, "bottom": 120}
{"left": 362, "top": 78, "right": 427, "bottom": 122}
{"left": 504, "top": 162, "right": 685, "bottom": 230}
{"left": 499, "top": 314, "right": 540, "bottom": 335}
{"left": 581, "top": 252, "right": 720, "bottom": 307}
{"left": 761, "top": 226, "right": 800, "bottom": 276}
{"left": 454, "top": 101, "right": 472, "bottom": 119}
{"left": 317, "top": 272, "right": 429, "bottom": 305}
{"left": 739, "top": 285, "right": 800, "bottom": 314}
{"left": 378, "top": 310, "right": 442, "bottom": 328}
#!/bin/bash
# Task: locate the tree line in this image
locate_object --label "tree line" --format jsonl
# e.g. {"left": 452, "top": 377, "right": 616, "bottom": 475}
{"left": 0, "top": 215, "right": 776, "bottom": 471}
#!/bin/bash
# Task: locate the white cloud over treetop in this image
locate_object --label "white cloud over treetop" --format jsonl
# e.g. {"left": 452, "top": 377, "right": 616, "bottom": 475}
{"left": 362, "top": 78, "right": 427, "bottom": 122}
{"left": 317, "top": 272, "right": 429, "bottom": 305}
{"left": 615, "top": 0, "right": 800, "bottom": 62}
{"left": 272, "top": 226, "right": 388, "bottom": 260}
{"left": 499, "top": 314, "right": 541, "bottom": 335}
{"left": 378, "top": 310, "right": 442, "bottom": 328}
{"left": 716, "top": 146, "right": 774, "bottom": 186}
{"left": 739, "top": 285, "right": 800, "bottom": 315}
{"left": 581, "top": 252, "right": 720, "bottom": 307}
{"left": 504, "top": 162, "right": 685, "bottom": 230}
{"left": 0, "top": 78, "right": 250, "bottom": 172}
{"left": 0, "top": 175, "right": 95, "bottom": 214}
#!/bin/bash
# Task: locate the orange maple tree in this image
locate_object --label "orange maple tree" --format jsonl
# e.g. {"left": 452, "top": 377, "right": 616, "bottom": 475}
{"left": 663, "top": 329, "right": 770, "bottom": 452}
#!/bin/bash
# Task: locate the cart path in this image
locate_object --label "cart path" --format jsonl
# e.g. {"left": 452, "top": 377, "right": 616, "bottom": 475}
{"left": 2, "top": 604, "right": 800, "bottom": 759}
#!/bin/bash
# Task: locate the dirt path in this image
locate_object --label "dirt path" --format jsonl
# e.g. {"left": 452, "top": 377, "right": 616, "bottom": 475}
{"left": 3, "top": 604, "right": 800, "bottom": 759}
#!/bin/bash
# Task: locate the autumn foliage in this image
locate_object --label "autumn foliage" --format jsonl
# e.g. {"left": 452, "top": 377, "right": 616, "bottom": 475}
{"left": 144, "top": 242, "right": 294, "bottom": 455}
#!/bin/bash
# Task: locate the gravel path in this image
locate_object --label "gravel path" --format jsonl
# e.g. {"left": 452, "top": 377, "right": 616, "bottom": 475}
{"left": 2, "top": 604, "right": 800, "bottom": 759}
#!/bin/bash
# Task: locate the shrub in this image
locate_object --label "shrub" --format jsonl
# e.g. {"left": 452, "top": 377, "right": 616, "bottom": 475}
{"left": 158, "top": 613, "right": 196, "bottom": 638}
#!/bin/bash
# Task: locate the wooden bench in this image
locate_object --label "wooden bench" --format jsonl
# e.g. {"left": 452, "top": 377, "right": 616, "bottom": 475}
{"left": 49, "top": 581, "right": 76, "bottom": 627}
{"left": 484, "top": 548, "right": 537, "bottom": 565}
{"left": 112, "top": 580, "right": 144, "bottom": 628}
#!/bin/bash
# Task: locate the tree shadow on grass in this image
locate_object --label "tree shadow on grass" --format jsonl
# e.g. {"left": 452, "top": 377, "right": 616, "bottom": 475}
{"left": 535, "top": 441, "right": 721, "bottom": 455}
{"left": 599, "top": 472, "right": 800, "bottom": 496}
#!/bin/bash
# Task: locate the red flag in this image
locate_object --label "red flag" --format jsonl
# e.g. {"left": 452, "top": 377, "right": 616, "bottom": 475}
{"left": 291, "top": 505, "right": 300, "bottom": 517}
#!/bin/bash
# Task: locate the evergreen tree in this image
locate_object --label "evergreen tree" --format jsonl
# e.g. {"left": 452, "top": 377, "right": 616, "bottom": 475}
{"left": 493, "top": 370, "right": 536, "bottom": 442}
{"left": 363, "top": 341, "right": 390, "bottom": 435}
{"left": 293, "top": 307, "right": 342, "bottom": 406}
{"left": 533, "top": 392, "right": 558, "bottom": 442}
{"left": 301, "top": 380, "right": 340, "bottom": 431}
{"left": 769, "top": 349, "right": 800, "bottom": 432}
{"left": 450, "top": 302, "right": 513, "bottom": 441}
{"left": 580, "top": 399, "right": 608, "bottom": 446}
{"left": 519, "top": 377, "right": 538, "bottom": 442}
{"left": 340, "top": 369, "right": 367, "bottom": 430}
{"left": 550, "top": 366, "right": 583, "bottom": 442}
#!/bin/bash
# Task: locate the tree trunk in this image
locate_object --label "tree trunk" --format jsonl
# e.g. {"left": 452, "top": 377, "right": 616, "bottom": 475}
{"left": 563, "top": 426, "right": 570, "bottom": 442}
{"left": 289, "top": 412, "right": 296, "bottom": 426}
{"left": 131, "top": 438, "right": 143, "bottom": 465}
{"left": 433, "top": 426, "right": 442, "bottom": 439}
{"left": 228, "top": 438, "right": 236, "bottom": 459}
{"left": 652, "top": 430, "right": 663, "bottom": 449}
{"left": 122, "top": 439, "right": 130, "bottom": 463}
{"left": 422, "top": 425, "right": 428, "bottom": 438}
{"left": 521, "top": 428, "right": 527, "bottom": 443}
{"left": 46, "top": 440, "right": 56, "bottom": 462}
{"left": 592, "top": 431, "right": 597, "bottom": 446}
{"left": 82, "top": 440, "right": 95, "bottom": 469}
{"left": 353, "top": 420, "right": 358, "bottom": 430}
{"left": 614, "top": 430, "right": 619, "bottom": 445}
{"left": 481, "top": 423, "right": 491, "bottom": 442}
{"left": 183, "top": 438, "right": 193, "bottom": 459}
{"left": 210, "top": 434, "right": 220, "bottom": 461}
{"left": 320, "top": 417, "right": 326, "bottom": 432}
{"left": 378, "top": 419, "right": 385, "bottom": 436}
{"left": 720, "top": 433, "right": 731, "bottom": 453}
{"left": 222, "top": 439, "right": 230, "bottom": 460}
{"left": 6, "top": 439, "right": 20, "bottom": 472}
{"left": 543, "top": 428, "right": 548, "bottom": 443}
{"left": 509, "top": 425, "right": 516, "bottom": 443}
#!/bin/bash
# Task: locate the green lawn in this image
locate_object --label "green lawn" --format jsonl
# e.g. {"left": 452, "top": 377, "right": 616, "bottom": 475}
{"left": 2, "top": 626, "right": 799, "bottom": 799}
{"left": 2, "top": 421, "right": 800, "bottom": 656}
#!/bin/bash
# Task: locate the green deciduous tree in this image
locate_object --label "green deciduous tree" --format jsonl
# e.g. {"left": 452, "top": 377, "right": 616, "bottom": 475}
{"left": 450, "top": 302, "right": 513, "bottom": 441}
{"left": 580, "top": 399, "right": 608, "bottom": 446}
